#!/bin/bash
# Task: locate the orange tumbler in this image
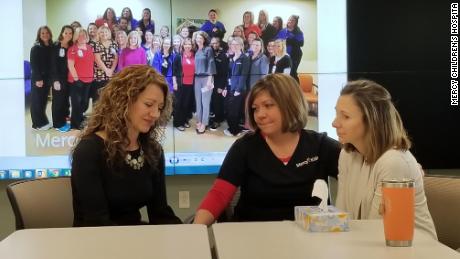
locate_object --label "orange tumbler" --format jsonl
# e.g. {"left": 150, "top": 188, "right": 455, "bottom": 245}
{"left": 381, "top": 179, "right": 415, "bottom": 247}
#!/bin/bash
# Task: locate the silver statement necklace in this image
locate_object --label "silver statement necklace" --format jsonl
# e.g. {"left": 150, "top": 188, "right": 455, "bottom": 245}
{"left": 125, "top": 147, "right": 144, "bottom": 170}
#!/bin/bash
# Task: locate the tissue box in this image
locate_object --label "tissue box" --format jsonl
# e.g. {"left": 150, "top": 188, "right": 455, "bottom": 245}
{"left": 294, "top": 206, "right": 350, "bottom": 232}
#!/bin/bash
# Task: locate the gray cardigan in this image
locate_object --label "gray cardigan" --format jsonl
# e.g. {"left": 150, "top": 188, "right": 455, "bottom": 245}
{"left": 194, "top": 46, "right": 216, "bottom": 76}
{"left": 336, "top": 149, "right": 438, "bottom": 240}
{"left": 249, "top": 53, "right": 269, "bottom": 88}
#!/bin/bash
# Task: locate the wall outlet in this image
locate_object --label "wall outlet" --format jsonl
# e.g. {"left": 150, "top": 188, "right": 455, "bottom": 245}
{"left": 178, "top": 191, "right": 190, "bottom": 209}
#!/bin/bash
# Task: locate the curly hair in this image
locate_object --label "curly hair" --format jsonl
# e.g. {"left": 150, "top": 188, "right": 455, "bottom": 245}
{"left": 74, "top": 65, "right": 173, "bottom": 170}
{"left": 192, "top": 30, "right": 210, "bottom": 49}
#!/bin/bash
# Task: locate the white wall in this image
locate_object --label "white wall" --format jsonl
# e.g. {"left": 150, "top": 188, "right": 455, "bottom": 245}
{"left": 317, "top": 0, "right": 347, "bottom": 136}
{"left": 0, "top": 0, "right": 47, "bottom": 157}
{"left": 0, "top": 1, "right": 26, "bottom": 157}
{"left": 23, "top": 0, "right": 47, "bottom": 61}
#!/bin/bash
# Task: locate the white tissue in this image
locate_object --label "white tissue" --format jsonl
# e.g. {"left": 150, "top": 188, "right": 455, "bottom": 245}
{"left": 312, "top": 179, "right": 329, "bottom": 212}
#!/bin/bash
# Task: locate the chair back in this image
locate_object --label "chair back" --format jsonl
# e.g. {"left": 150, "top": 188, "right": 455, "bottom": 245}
{"left": 6, "top": 177, "right": 74, "bottom": 229}
{"left": 183, "top": 188, "right": 241, "bottom": 224}
{"left": 298, "top": 73, "right": 313, "bottom": 93}
{"left": 424, "top": 174, "right": 460, "bottom": 250}
{"left": 220, "top": 187, "right": 241, "bottom": 221}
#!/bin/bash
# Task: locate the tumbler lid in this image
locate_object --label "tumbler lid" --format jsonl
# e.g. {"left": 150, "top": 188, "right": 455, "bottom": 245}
{"left": 381, "top": 178, "right": 414, "bottom": 188}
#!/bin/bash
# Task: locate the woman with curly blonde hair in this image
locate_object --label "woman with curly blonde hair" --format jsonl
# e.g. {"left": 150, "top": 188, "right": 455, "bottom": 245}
{"left": 71, "top": 65, "right": 181, "bottom": 227}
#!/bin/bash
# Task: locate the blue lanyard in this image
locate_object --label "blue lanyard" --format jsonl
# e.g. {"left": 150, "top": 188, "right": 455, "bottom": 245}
{"left": 232, "top": 53, "right": 241, "bottom": 76}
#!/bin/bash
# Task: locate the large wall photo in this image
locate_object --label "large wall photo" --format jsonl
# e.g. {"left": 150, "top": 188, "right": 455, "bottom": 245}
{"left": 1, "top": 0, "right": 348, "bottom": 179}
{"left": 22, "top": 0, "right": 320, "bottom": 174}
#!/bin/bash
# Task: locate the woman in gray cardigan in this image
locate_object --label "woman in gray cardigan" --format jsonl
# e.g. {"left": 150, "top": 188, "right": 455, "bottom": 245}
{"left": 192, "top": 31, "right": 216, "bottom": 134}
{"left": 248, "top": 38, "right": 269, "bottom": 89}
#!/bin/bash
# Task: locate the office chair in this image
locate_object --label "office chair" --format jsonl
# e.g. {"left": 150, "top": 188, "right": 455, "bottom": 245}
{"left": 298, "top": 73, "right": 318, "bottom": 116}
{"left": 423, "top": 174, "right": 460, "bottom": 250}
{"left": 6, "top": 177, "right": 74, "bottom": 229}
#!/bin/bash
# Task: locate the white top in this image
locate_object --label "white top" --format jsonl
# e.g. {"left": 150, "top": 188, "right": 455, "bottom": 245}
{"left": 212, "top": 220, "right": 458, "bottom": 259}
{"left": 335, "top": 149, "right": 437, "bottom": 239}
{"left": 0, "top": 225, "right": 212, "bottom": 259}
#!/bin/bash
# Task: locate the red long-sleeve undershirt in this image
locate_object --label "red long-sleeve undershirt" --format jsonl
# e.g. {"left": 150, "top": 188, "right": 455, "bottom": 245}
{"left": 197, "top": 178, "right": 237, "bottom": 219}
{"left": 197, "top": 159, "right": 292, "bottom": 219}
{"left": 198, "top": 131, "right": 297, "bottom": 218}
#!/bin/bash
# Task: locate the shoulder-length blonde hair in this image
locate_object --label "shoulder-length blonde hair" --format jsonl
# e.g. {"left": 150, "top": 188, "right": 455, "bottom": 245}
{"left": 232, "top": 25, "right": 246, "bottom": 41}
{"left": 127, "top": 30, "right": 142, "bottom": 48}
{"left": 73, "top": 27, "right": 88, "bottom": 44}
{"left": 73, "top": 65, "right": 173, "bottom": 170}
{"left": 97, "top": 25, "right": 112, "bottom": 41}
{"left": 246, "top": 73, "right": 308, "bottom": 133}
{"left": 341, "top": 80, "right": 411, "bottom": 164}
{"left": 230, "top": 36, "right": 244, "bottom": 51}
{"left": 257, "top": 10, "right": 269, "bottom": 27}
{"left": 274, "top": 39, "right": 287, "bottom": 56}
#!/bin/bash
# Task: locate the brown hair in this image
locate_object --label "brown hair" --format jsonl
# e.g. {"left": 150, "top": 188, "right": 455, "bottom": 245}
{"left": 242, "top": 11, "right": 255, "bottom": 25}
{"left": 273, "top": 16, "right": 283, "bottom": 31}
{"left": 181, "top": 37, "right": 193, "bottom": 52}
{"left": 103, "top": 7, "right": 116, "bottom": 21}
{"left": 192, "top": 30, "right": 210, "bottom": 49}
{"left": 340, "top": 80, "right": 411, "bottom": 163}
{"left": 121, "top": 7, "right": 134, "bottom": 20}
{"left": 35, "top": 26, "right": 53, "bottom": 45}
{"left": 246, "top": 73, "right": 308, "bottom": 133}
{"left": 57, "top": 25, "right": 74, "bottom": 46}
{"left": 74, "top": 65, "right": 173, "bottom": 169}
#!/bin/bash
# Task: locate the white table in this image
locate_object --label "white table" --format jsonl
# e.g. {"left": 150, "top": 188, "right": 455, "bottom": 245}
{"left": 0, "top": 224, "right": 212, "bottom": 259}
{"left": 212, "top": 220, "right": 460, "bottom": 259}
